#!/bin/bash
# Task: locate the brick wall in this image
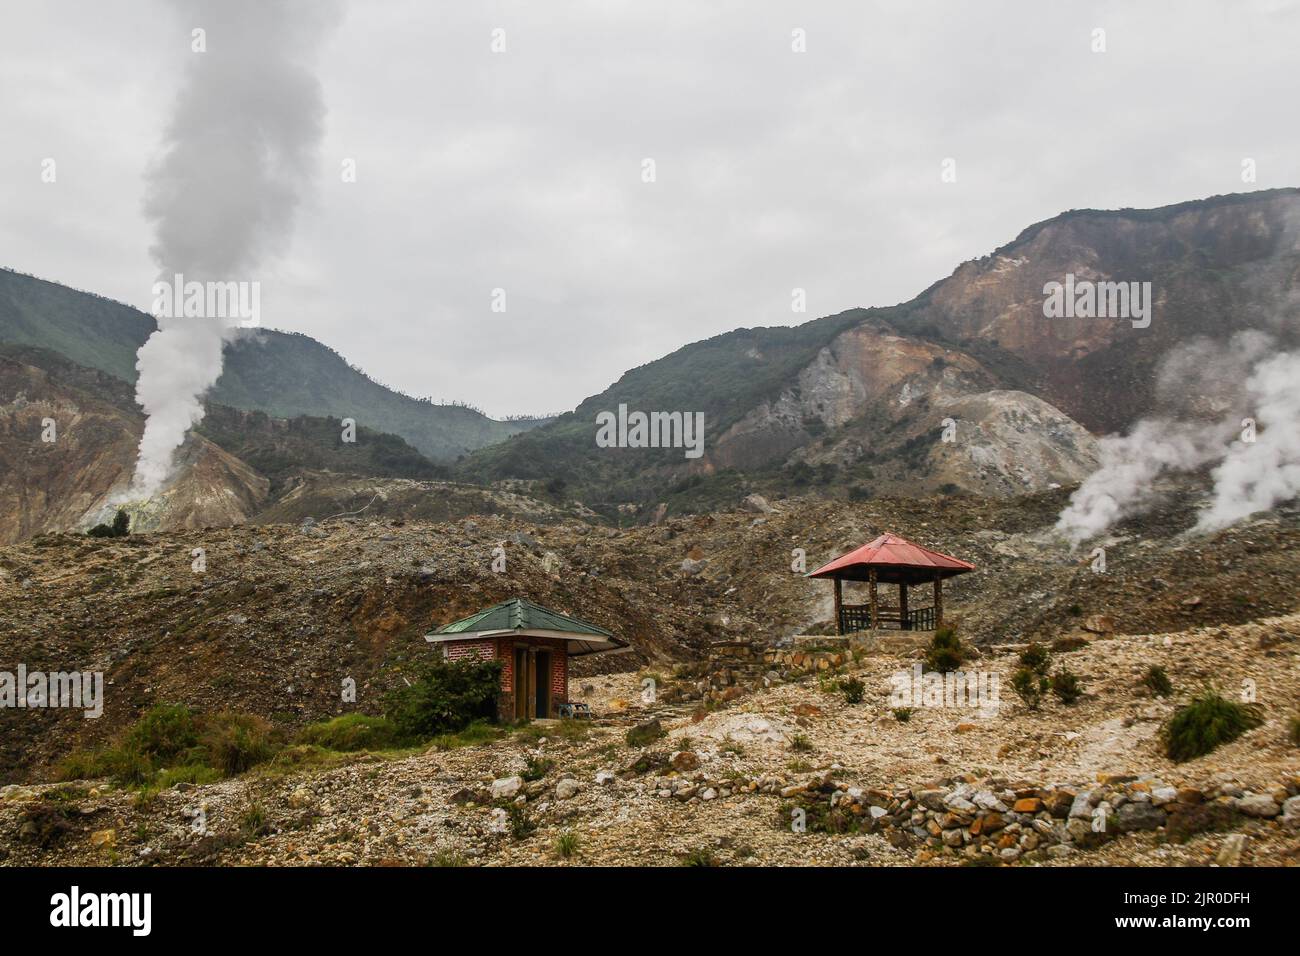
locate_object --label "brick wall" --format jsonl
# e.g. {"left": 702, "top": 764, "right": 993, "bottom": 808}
{"left": 437, "top": 636, "right": 570, "bottom": 719}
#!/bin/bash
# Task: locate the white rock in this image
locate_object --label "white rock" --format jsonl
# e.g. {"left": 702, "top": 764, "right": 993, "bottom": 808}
{"left": 1151, "top": 786, "right": 1178, "bottom": 806}
{"left": 555, "top": 778, "right": 580, "bottom": 801}
{"left": 595, "top": 770, "right": 616, "bottom": 786}
{"left": 491, "top": 775, "right": 523, "bottom": 800}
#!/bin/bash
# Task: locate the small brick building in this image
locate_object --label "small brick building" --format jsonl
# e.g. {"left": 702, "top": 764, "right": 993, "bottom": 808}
{"left": 425, "top": 598, "right": 627, "bottom": 721}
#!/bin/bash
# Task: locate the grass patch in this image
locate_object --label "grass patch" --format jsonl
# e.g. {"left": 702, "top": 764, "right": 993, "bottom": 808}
{"left": 1142, "top": 665, "right": 1173, "bottom": 697}
{"left": 553, "top": 831, "right": 580, "bottom": 859}
{"left": 298, "top": 714, "right": 402, "bottom": 752}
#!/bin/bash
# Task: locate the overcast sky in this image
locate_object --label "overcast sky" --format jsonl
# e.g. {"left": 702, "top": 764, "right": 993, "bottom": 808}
{"left": 3, "top": 0, "right": 1299, "bottom": 417}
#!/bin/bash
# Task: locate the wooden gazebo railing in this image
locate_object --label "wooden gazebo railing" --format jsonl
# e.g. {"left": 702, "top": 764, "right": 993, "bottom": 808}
{"left": 839, "top": 603, "right": 936, "bottom": 633}
{"left": 807, "top": 532, "right": 974, "bottom": 636}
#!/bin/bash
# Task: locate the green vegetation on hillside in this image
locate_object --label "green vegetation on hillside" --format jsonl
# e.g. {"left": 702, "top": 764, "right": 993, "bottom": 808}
{"left": 0, "top": 268, "right": 544, "bottom": 462}
{"left": 195, "top": 404, "right": 448, "bottom": 491}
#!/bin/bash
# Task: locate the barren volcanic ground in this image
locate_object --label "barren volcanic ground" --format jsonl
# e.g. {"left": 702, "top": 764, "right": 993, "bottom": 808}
{"left": 1, "top": 480, "right": 1298, "bottom": 866}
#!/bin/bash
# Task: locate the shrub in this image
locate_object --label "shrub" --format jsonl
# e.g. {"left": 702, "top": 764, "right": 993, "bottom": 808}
{"left": 840, "top": 676, "right": 865, "bottom": 704}
{"left": 87, "top": 509, "right": 130, "bottom": 538}
{"left": 201, "top": 712, "right": 277, "bottom": 775}
{"left": 384, "top": 658, "right": 503, "bottom": 742}
{"left": 553, "top": 831, "right": 580, "bottom": 859}
{"left": 1290, "top": 715, "right": 1300, "bottom": 747}
{"left": 1142, "top": 665, "right": 1173, "bottom": 697}
{"left": 1162, "top": 690, "right": 1264, "bottom": 762}
{"left": 124, "top": 704, "right": 200, "bottom": 764}
{"left": 682, "top": 847, "right": 720, "bottom": 867}
{"left": 1018, "top": 642, "right": 1051, "bottom": 676}
{"left": 298, "top": 714, "right": 401, "bottom": 752}
{"left": 57, "top": 705, "right": 278, "bottom": 787}
{"left": 1050, "top": 668, "right": 1083, "bottom": 704}
{"left": 506, "top": 804, "right": 535, "bottom": 841}
{"left": 789, "top": 733, "right": 813, "bottom": 753}
{"left": 522, "top": 756, "right": 554, "bottom": 781}
{"left": 892, "top": 707, "right": 915, "bottom": 723}
{"left": 238, "top": 801, "right": 271, "bottom": 839}
{"left": 923, "top": 626, "right": 965, "bottom": 673}
{"left": 1011, "top": 667, "right": 1048, "bottom": 710}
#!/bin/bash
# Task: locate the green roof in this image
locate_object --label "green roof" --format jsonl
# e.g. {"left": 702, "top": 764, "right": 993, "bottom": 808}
{"left": 433, "top": 597, "right": 615, "bottom": 639}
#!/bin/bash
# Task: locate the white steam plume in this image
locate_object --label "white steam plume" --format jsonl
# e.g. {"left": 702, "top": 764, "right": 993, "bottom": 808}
{"left": 1195, "top": 349, "right": 1300, "bottom": 531}
{"left": 1056, "top": 331, "right": 1299, "bottom": 544}
{"left": 129, "top": 0, "right": 339, "bottom": 497}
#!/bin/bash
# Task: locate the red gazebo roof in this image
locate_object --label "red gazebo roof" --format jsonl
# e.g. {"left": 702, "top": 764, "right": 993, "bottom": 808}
{"left": 807, "top": 532, "right": 975, "bottom": 584}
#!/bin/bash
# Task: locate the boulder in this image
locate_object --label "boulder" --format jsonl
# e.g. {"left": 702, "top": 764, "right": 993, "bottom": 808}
{"left": 1116, "top": 802, "right": 1166, "bottom": 832}
{"left": 670, "top": 751, "right": 701, "bottom": 772}
{"left": 491, "top": 775, "right": 524, "bottom": 800}
{"left": 555, "top": 778, "right": 580, "bottom": 801}
{"left": 626, "top": 718, "right": 664, "bottom": 747}
{"left": 1235, "top": 793, "right": 1280, "bottom": 818}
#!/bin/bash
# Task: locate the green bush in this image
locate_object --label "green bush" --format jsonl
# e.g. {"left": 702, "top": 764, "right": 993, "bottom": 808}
{"left": 1050, "top": 668, "right": 1083, "bottom": 704}
{"left": 384, "top": 658, "right": 503, "bottom": 742}
{"left": 1142, "top": 665, "right": 1173, "bottom": 697}
{"left": 57, "top": 704, "right": 277, "bottom": 787}
{"left": 1018, "top": 642, "right": 1051, "bottom": 676}
{"left": 201, "top": 712, "right": 277, "bottom": 775}
{"left": 892, "top": 707, "right": 915, "bottom": 723}
{"left": 87, "top": 509, "right": 130, "bottom": 538}
{"left": 1011, "top": 667, "right": 1048, "bottom": 710}
{"left": 506, "top": 804, "right": 535, "bottom": 841}
{"left": 298, "top": 714, "right": 402, "bottom": 752}
{"left": 1290, "top": 715, "right": 1300, "bottom": 748}
{"left": 840, "top": 676, "right": 865, "bottom": 704}
{"left": 923, "top": 626, "right": 965, "bottom": 674}
{"left": 789, "top": 733, "right": 813, "bottom": 753}
{"left": 124, "top": 704, "right": 199, "bottom": 764}
{"left": 1162, "top": 690, "right": 1264, "bottom": 762}
{"left": 522, "top": 756, "right": 554, "bottom": 781}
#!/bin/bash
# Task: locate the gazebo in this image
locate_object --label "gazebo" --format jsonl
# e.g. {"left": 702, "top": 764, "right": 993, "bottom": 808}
{"left": 807, "top": 532, "right": 975, "bottom": 634}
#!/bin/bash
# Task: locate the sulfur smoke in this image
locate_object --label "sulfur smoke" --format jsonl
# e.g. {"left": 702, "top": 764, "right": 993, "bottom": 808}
{"left": 1056, "top": 331, "right": 1300, "bottom": 544}
{"left": 129, "top": 0, "right": 339, "bottom": 496}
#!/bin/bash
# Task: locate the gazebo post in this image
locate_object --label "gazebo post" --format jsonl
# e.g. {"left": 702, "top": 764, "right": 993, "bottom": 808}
{"left": 899, "top": 581, "right": 909, "bottom": 630}
{"left": 933, "top": 571, "right": 943, "bottom": 629}
{"left": 868, "top": 568, "right": 878, "bottom": 629}
{"left": 833, "top": 577, "right": 843, "bottom": 635}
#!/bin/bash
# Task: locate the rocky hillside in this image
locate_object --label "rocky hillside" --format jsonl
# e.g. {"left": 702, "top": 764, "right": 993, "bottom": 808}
{"left": 2, "top": 603, "right": 1296, "bottom": 867}
{"left": 0, "top": 268, "right": 548, "bottom": 462}
{"left": 0, "top": 346, "right": 570, "bottom": 544}
{"left": 2, "top": 478, "right": 1296, "bottom": 782}
{"left": 463, "top": 188, "right": 1300, "bottom": 514}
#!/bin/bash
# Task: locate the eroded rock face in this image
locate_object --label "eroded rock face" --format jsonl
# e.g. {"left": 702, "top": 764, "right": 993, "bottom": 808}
{"left": 707, "top": 321, "right": 1099, "bottom": 495}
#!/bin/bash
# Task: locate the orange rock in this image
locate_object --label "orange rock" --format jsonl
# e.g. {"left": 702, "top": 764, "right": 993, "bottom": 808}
{"left": 1013, "top": 797, "right": 1043, "bottom": 813}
